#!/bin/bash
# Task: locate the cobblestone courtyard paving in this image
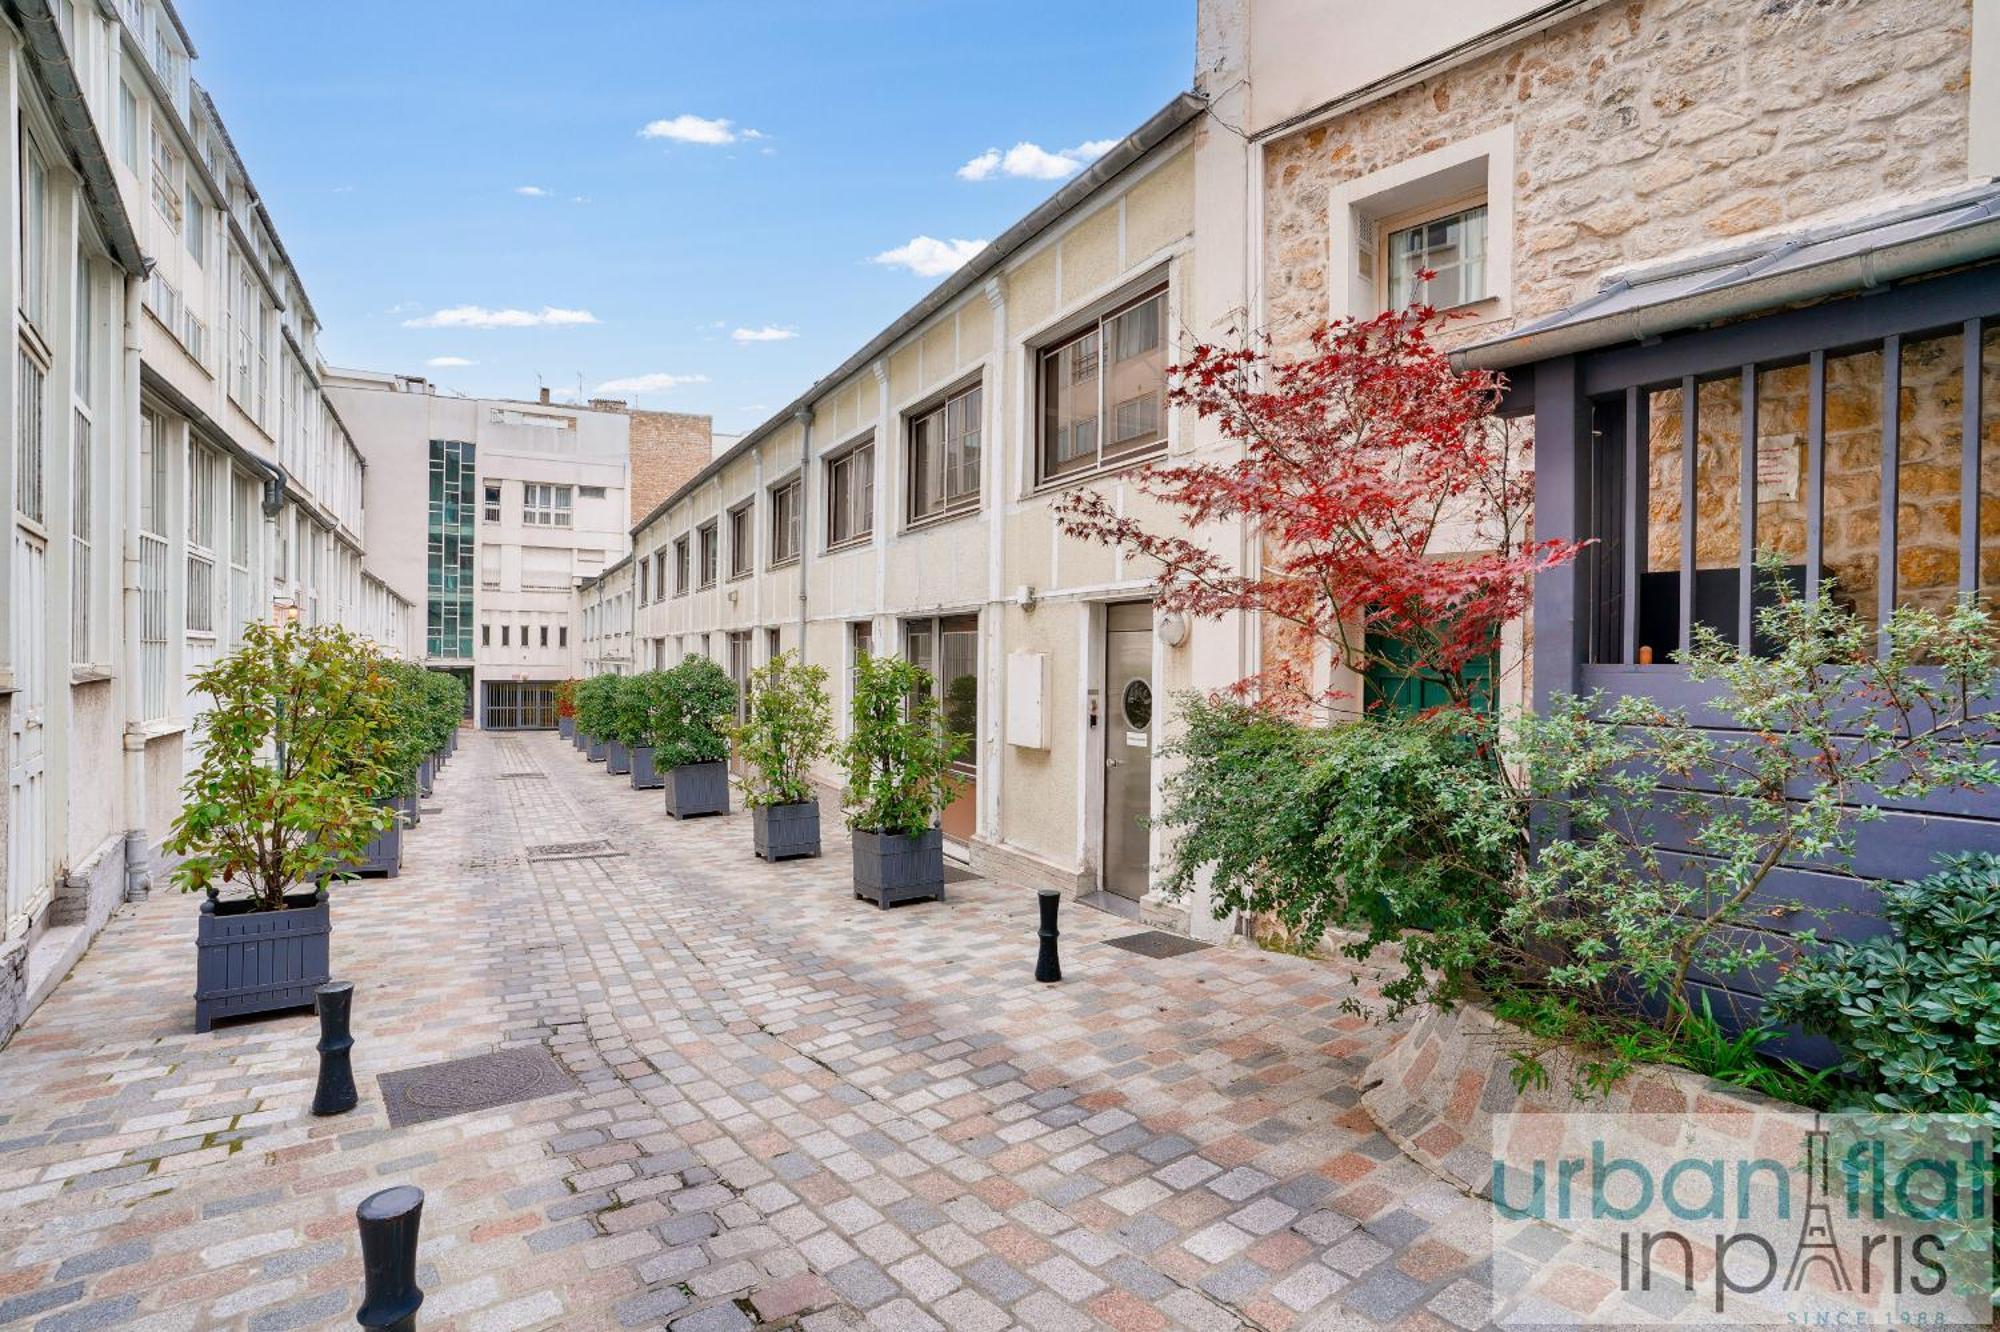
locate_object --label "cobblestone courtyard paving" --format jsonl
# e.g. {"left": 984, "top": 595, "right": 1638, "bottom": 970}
{"left": 0, "top": 730, "right": 1509, "bottom": 1332}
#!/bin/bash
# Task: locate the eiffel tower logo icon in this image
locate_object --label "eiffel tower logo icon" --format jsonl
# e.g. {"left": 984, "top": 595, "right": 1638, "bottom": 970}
{"left": 1787, "top": 1115, "right": 1850, "bottom": 1292}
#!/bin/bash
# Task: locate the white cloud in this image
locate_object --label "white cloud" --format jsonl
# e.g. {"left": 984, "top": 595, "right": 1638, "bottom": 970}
{"left": 596, "top": 372, "right": 710, "bottom": 395}
{"left": 402, "top": 306, "right": 600, "bottom": 330}
{"left": 957, "top": 137, "right": 1119, "bottom": 182}
{"left": 425, "top": 356, "right": 476, "bottom": 368}
{"left": 639, "top": 114, "right": 758, "bottom": 146}
{"left": 514, "top": 185, "right": 551, "bottom": 197}
{"left": 731, "top": 325, "right": 798, "bottom": 344}
{"left": 870, "top": 236, "right": 988, "bottom": 279}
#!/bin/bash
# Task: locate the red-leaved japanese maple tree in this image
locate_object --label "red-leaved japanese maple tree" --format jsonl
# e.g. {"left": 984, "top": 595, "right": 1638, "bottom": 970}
{"left": 1055, "top": 301, "right": 1582, "bottom": 718}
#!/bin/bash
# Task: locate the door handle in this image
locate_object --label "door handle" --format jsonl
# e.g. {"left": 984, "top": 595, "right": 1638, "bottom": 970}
{"left": 1106, "top": 758, "right": 1123, "bottom": 768}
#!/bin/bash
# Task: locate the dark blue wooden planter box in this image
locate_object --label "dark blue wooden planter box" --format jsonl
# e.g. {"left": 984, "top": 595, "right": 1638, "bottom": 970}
{"left": 587, "top": 735, "right": 607, "bottom": 762}
{"left": 630, "top": 745, "right": 664, "bottom": 789}
{"left": 398, "top": 790, "right": 419, "bottom": 828}
{"left": 573, "top": 725, "right": 587, "bottom": 751}
{"left": 418, "top": 757, "right": 434, "bottom": 797}
{"left": 559, "top": 716, "right": 575, "bottom": 740}
{"left": 665, "top": 761, "right": 730, "bottom": 819}
{"left": 194, "top": 888, "right": 331, "bottom": 1032}
{"left": 754, "top": 801, "right": 821, "bottom": 861}
{"left": 606, "top": 740, "right": 632, "bottom": 775}
{"left": 852, "top": 828, "right": 945, "bottom": 908}
{"left": 351, "top": 809, "right": 402, "bottom": 877}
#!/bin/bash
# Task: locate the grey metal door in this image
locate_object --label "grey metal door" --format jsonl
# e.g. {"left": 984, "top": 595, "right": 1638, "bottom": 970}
{"left": 1102, "top": 602, "right": 1154, "bottom": 899}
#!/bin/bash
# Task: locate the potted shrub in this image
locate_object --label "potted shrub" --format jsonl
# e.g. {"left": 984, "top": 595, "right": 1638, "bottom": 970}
{"left": 353, "top": 660, "right": 429, "bottom": 871}
{"left": 167, "top": 622, "right": 397, "bottom": 1032}
{"left": 556, "top": 679, "right": 578, "bottom": 741}
{"left": 652, "top": 657, "right": 737, "bottom": 818}
{"left": 624, "top": 672, "right": 672, "bottom": 789}
{"left": 840, "top": 653, "right": 964, "bottom": 908}
{"left": 603, "top": 675, "right": 641, "bottom": 776}
{"left": 416, "top": 669, "right": 462, "bottom": 796}
{"left": 732, "top": 652, "right": 833, "bottom": 860}
{"left": 575, "top": 674, "right": 616, "bottom": 762}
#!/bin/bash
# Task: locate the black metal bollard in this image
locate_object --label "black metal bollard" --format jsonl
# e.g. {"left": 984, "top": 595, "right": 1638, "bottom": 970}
{"left": 1035, "top": 889, "right": 1062, "bottom": 983}
{"left": 311, "top": 981, "right": 358, "bottom": 1117}
{"left": 355, "top": 1185, "right": 424, "bottom": 1332}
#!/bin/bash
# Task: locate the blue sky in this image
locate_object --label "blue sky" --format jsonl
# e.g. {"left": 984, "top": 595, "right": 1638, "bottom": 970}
{"left": 176, "top": 1, "right": 1195, "bottom": 433}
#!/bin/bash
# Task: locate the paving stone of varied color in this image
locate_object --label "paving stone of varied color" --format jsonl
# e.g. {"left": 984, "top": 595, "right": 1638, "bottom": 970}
{"left": 0, "top": 731, "right": 1517, "bottom": 1331}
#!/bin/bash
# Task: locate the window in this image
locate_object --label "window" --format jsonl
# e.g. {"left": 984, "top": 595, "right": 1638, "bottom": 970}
{"left": 1384, "top": 203, "right": 1488, "bottom": 311}
{"left": 483, "top": 481, "right": 501, "bottom": 523}
{"left": 184, "top": 183, "right": 205, "bottom": 265}
{"left": 151, "top": 130, "right": 183, "bottom": 233}
{"left": 501, "top": 624, "right": 510, "bottom": 647}
{"left": 652, "top": 550, "right": 667, "bottom": 601}
{"left": 479, "top": 544, "right": 500, "bottom": 589}
{"left": 766, "top": 626, "right": 781, "bottom": 663}
{"left": 697, "top": 521, "right": 719, "bottom": 588}
{"left": 909, "top": 386, "right": 979, "bottom": 521}
{"left": 727, "top": 631, "right": 753, "bottom": 722}
{"left": 673, "top": 535, "right": 691, "bottom": 595}
{"left": 559, "top": 625, "right": 568, "bottom": 648}
{"left": 1039, "top": 288, "right": 1166, "bottom": 483}
{"left": 117, "top": 82, "right": 139, "bottom": 171}
{"left": 523, "top": 482, "right": 572, "bottom": 527}
{"left": 426, "top": 439, "right": 476, "bottom": 659}
{"left": 19, "top": 133, "right": 48, "bottom": 332}
{"left": 728, "top": 501, "right": 754, "bottom": 577}
{"left": 771, "top": 478, "right": 801, "bottom": 565}
{"left": 482, "top": 624, "right": 491, "bottom": 647}
{"left": 579, "top": 484, "right": 606, "bottom": 498}
{"left": 540, "top": 625, "right": 549, "bottom": 648}
{"left": 848, "top": 621, "right": 872, "bottom": 708}
{"left": 827, "top": 439, "right": 874, "bottom": 547}
{"left": 186, "top": 445, "right": 219, "bottom": 633}
{"left": 15, "top": 346, "right": 44, "bottom": 527}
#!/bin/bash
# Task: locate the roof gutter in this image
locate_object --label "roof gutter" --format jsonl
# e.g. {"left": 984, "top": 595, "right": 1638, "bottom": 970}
{"left": 626, "top": 91, "right": 1207, "bottom": 539}
{"left": 1455, "top": 206, "right": 2000, "bottom": 372}
{"left": 7, "top": 0, "right": 144, "bottom": 275}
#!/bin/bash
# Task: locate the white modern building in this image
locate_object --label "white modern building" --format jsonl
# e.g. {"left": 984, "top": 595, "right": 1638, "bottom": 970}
{"left": 0, "top": 0, "right": 415, "bottom": 1046}
{"left": 326, "top": 374, "right": 677, "bottom": 730}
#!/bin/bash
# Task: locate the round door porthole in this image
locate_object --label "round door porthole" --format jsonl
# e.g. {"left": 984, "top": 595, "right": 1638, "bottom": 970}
{"left": 1122, "top": 679, "right": 1153, "bottom": 731}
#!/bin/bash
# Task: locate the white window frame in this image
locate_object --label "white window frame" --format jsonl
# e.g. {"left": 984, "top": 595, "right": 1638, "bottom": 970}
{"left": 1326, "top": 124, "right": 1515, "bottom": 324}
{"left": 522, "top": 481, "right": 572, "bottom": 528}
{"left": 825, "top": 438, "right": 874, "bottom": 549}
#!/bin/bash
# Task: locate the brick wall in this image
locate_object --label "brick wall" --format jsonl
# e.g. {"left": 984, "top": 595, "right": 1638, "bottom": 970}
{"left": 625, "top": 410, "right": 714, "bottom": 526}
{"left": 1260, "top": 0, "right": 1974, "bottom": 356}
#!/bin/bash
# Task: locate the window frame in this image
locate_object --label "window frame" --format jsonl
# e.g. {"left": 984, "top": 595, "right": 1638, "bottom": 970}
{"left": 697, "top": 520, "right": 719, "bottom": 589}
{"left": 1376, "top": 193, "right": 1490, "bottom": 314}
{"left": 905, "top": 381, "right": 982, "bottom": 527}
{"left": 522, "top": 481, "right": 573, "bottom": 528}
{"left": 1033, "top": 283, "right": 1169, "bottom": 489}
{"left": 482, "top": 481, "right": 501, "bottom": 523}
{"left": 673, "top": 534, "right": 691, "bottom": 596}
{"left": 769, "top": 476, "right": 802, "bottom": 568}
{"left": 727, "top": 499, "right": 755, "bottom": 578}
{"left": 825, "top": 436, "right": 875, "bottom": 550}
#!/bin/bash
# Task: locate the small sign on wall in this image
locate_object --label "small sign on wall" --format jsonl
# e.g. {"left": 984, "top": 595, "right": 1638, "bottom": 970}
{"left": 1758, "top": 434, "right": 1801, "bottom": 501}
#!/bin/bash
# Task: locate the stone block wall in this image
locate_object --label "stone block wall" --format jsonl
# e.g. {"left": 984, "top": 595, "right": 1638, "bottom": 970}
{"left": 1260, "top": 0, "right": 1974, "bottom": 357}
{"left": 627, "top": 409, "right": 714, "bottom": 526}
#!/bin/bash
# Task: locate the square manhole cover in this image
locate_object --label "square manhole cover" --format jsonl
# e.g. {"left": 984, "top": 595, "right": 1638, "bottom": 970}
{"left": 378, "top": 1046, "right": 577, "bottom": 1128}
{"left": 1104, "top": 930, "right": 1211, "bottom": 959}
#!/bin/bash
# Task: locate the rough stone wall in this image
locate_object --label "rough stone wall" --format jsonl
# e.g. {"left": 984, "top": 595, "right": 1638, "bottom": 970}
{"left": 626, "top": 410, "right": 714, "bottom": 527}
{"left": 1644, "top": 328, "right": 2000, "bottom": 640}
{"left": 1261, "top": 0, "right": 1974, "bottom": 356}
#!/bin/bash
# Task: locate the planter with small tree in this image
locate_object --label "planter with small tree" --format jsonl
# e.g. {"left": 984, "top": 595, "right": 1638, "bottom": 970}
{"left": 653, "top": 657, "right": 738, "bottom": 818}
{"left": 840, "top": 653, "right": 964, "bottom": 907}
{"left": 603, "top": 674, "right": 643, "bottom": 776}
{"left": 354, "top": 659, "right": 430, "bottom": 873}
{"left": 168, "top": 622, "right": 398, "bottom": 1032}
{"left": 575, "top": 674, "right": 616, "bottom": 762}
{"left": 622, "top": 672, "right": 672, "bottom": 789}
{"left": 732, "top": 652, "right": 833, "bottom": 860}
{"left": 556, "top": 679, "right": 578, "bottom": 740}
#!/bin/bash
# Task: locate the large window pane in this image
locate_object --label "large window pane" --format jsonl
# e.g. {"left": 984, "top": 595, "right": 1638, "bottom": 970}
{"left": 1895, "top": 333, "right": 1963, "bottom": 618}
{"left": 1823, "top": 348, "right": 1883, "bottom": 638}
{"left": 1041, "top": 330, "right": 1099, "bottom": 479}
{"left": 1106, "top": 294, "right": 1164, "bottom": 457}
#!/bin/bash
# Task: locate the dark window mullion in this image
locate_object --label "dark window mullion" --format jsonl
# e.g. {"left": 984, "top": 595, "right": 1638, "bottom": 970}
{"left": 1961, "top": 317, "right": 1983, "bottom": 597}
{"left": 1678, "top": 375, "right": 1697, "bottom": 660}
{"left": 1805, "top": 350, "right": 1826, "bottom": 604}
{"left": 1738, "top": 364, "right": 1757, "bottom": 653}
{"left": 1879, "top": 333, "right": 1902, "bottom": 654}
{"left": 1623, "top": 385, "right": 1646, "bottom": 664}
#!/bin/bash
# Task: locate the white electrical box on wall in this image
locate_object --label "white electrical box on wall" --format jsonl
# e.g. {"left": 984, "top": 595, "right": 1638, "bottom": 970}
{"left": 1005, "top": 651, "right": 1050, "bottom": 749}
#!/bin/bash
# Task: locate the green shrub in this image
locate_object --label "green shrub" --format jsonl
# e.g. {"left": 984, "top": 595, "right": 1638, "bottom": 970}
{"left": 574, "top": 674, "right": 619, "bottom": 740}
{"left": 166, "top": 622, "right": 397, "bottom": 910}
{"left": 418, "top": 670, "right": 463, "bottom": 753}
{"left": 1767, "top": 853, "right": 2000, "bottom": 1114}
{"left": 732, "top": 652, "right": 833, "bottom": 807}
{"left": 608, "top": 672, "right": 664, "bottom": 748}
{"left": 1159, "top": 694, "right": 1517, "bottom": 1018}
{"left": 840, "top": 653, "right": 964, "bottom": 836}
{"left": 648, "top": 658, "right": 737, "bottom": 768}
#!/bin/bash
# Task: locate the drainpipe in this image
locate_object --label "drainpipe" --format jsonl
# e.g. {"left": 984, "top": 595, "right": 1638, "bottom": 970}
{"left": 119, "top": 272, "right": 148, "bottom": 901}
{"left": 793, "top": 405, "right": 813, "bottom": 651}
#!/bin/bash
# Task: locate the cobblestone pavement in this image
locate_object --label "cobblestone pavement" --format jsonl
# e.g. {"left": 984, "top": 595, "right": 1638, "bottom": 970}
{"left": 0, "top": 730, "right": 1509, "bottom": 1332}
